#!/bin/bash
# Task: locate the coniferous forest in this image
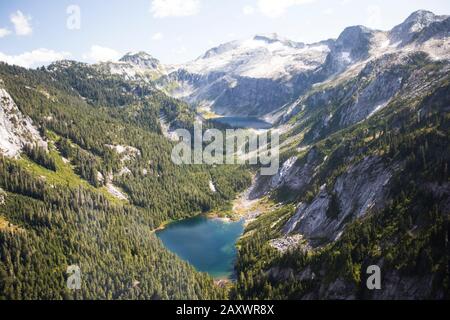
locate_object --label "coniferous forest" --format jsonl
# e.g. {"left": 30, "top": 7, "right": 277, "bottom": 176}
{"left": 1, "top": 7, "right": 450, "bottom": 301}
{"left": 0, "top": 62, "right": 250, "bottom": 299}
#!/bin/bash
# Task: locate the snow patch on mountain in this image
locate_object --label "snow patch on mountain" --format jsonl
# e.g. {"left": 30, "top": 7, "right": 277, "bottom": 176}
{"left": 181, "top": 35, "right": 330, "bottom": 80}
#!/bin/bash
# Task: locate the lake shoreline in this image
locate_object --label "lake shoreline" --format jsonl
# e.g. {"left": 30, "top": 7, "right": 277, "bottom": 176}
{"left": 156, "top": 215, "right": 245, "bottom": 281}
{"left": 154, "top": 179, "right": 272, "bottom": 283}
{"left": 211, "top": 116, "right": 273, "bottom": 130}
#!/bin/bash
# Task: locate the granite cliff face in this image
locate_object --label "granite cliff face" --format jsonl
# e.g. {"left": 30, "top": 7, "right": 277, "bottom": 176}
{"left": 282, "top": 156, "right": 393, "bottom": 244}
{"left": 0, "top": 87, "right": 47, "bottom": 158}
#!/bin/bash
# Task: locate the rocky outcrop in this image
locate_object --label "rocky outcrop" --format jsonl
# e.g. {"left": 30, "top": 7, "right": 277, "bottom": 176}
{"left": 119, "top": 52, "right": 162, "bottom": 70}
{"left": 283, "top": 156, "right": 393, "bottom": 245}
{"left": 389, "top": 10, "right": 449, "bottom": 46}
{"left": 369, "top": 269, "right": 445, "bottom": 299}
{"left": 269, "top": 234, "right": 306, "bottom": 253}
{"left": 0, "top": 88, "right": 47, "bottom": 158}
{"left": 317, "top": 26, "right": 373, "bottom": 78}
{"left": 338, "top": 54, "right": 407, "bottom": 126}
{"left": 309, "top": 263, "right": 444, "bottom": 300}
{"left": 250, "top": 147, "right": 321, "bottom": 199}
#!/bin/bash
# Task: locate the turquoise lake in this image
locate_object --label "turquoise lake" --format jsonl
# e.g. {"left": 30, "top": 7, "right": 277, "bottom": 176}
{"left": 156, "top": 216, "right": 244, "bottom": 279}
{"left": 212, "top": 116, "right": 272, "bottom": 129}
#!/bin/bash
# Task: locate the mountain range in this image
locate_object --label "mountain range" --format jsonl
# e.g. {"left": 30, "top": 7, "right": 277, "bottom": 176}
{"left": 73, "top": 10, "right": 449, "bottom": 118}
{"left": 0, "top": 10, "right": 449, "bottom": 300}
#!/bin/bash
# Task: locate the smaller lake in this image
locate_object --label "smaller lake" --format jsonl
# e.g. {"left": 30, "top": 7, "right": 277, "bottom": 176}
{"left": 212, "top": 117, "right": 272, "bottom": 130}
{"left": 156, "top": 216, "right": 244, "bottom": 279}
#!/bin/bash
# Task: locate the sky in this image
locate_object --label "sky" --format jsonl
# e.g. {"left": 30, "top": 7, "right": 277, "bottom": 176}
{"left": 0, "top": 0, "right": 449, "bottom": 68}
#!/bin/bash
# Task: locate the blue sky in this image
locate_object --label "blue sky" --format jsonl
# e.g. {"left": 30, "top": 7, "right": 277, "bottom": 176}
{"left": 0, "top": 0, "right": 449, "bottom": 68}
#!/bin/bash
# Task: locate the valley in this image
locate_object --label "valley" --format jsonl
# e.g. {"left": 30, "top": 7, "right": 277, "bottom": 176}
{"left": 0, "top": 9, "right": 449, "bottom": 300}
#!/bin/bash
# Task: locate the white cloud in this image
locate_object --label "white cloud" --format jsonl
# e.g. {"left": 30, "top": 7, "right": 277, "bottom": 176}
{"left": 150, "top": 0, "right": 200, "bottom": 18}
{"left": 243, "top": 5, "right": 255, "bottom": 15}
{"left": 83, "top": 45, "right": 121, "bottom": 63}
{"left": 0, "top": 28, "right": 11, "bottom": 38}
{"left": 152, "top": 32, "right": 164, "bottom": 41}
{"left": 367, "top": 5, "right": 382, "bottom": 28}
{"left": 10, "top": 11, "right": 32, "bottom": 36}
{"left": 0, "top": 49, "right": 70, "bottom": 68}
{"left": 258, "top": 0, "right": 315, "bottom": 18}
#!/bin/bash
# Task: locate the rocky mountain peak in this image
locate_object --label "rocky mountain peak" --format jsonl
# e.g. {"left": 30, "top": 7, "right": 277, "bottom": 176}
{"left": 199, "top": 41, "right": 241, "bottom": 60}
{"left": 253, "top": 33, "right": 305, "bottom": 48}
{"left": 320, "top": 25, "right": 373, "bottom": 75}
{"left": 120, "top": 51, "right": 161, "bottom": 69}
{"left": 389, "top": 10, "right": 448, "bottom": 45}
{"left": 336, "top": 25, "right": 373, "bottom": 46}
{"left": 403, "top": 10, "right": 438, "bottom": 26}
{"left": 253, "top": 33, "right": 286, "bottom": 44}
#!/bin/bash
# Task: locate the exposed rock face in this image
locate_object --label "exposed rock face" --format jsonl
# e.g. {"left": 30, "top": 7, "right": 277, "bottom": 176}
{"left": 334, "top": 157, "right": 392, "bottom": 216}
{"left": 250, "top": 147, "right": 321, "bottom": 199}
{"left": 106, "top": 183, "right": 128, "bottom": 201}
{"left": 159, "top": 34, "right": 331, "bottom": 117}
{"left": 209, "top": 180, "right": 217, "bottom": 193}
{"left": 309, "top": 264, "right": 444, "bottom": 300}
{"left": 283, "top": 186, "right": 330, "bottom": 243}
{"left": 162, "top": 70, "right": 296, "bottom": 117}
{"left": 369, "top": 269, "right": 444, "bottom": 300}
{"left": 414, "top": 17, "right": 450, "bottom": 44}
{"left": 211, "top": 77, "right": 294, "bottom": 116}
{"left": 0, "top": 88, "right": 47, "bottom": 158}
{"left": 338, "top": 53, "right": 407, "bottom": 126}
{"left": 389, "top": 10, "right": 449, "bottom": 46}
{"left": 119, "top": 52, "right": 162, "bottom": 70}
{"left": 318, "top": 277, "right": 358, "bottom": 300}
{"left": 269, "top": 234, "right": 307, "bottom": 253}
{"left": 318, "top": 26, "right": 373, "bottom": 77}
{"left": 281, "top": 48, "right": 449, "bottom": 144}
{"left": 159, "top": 111, "right": 179, "bottom": 141}
{"left": 283, "top": 156, "right": 393, "bottom": 244}
{"left": 105, "top": 144, "right": 141, "bottom": 163}
{"left": 0, "top": 187, "right": 6, "bottom": 205}
{"left": 87, "top": 52, "right": 166, "bottom": 84}
{"left": 270, "top": 156, "right": 298, "bottom": 188}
